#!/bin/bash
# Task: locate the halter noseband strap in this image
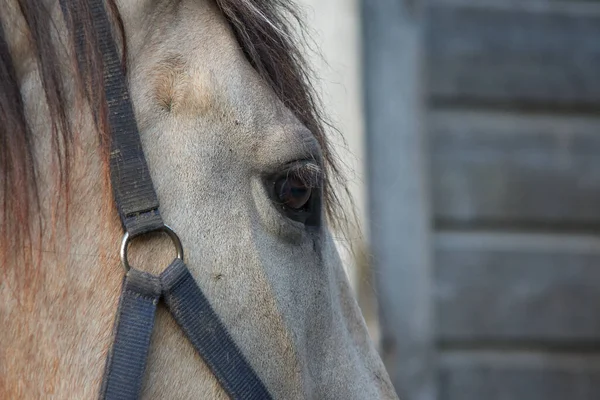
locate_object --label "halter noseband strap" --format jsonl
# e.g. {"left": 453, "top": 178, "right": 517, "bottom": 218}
{"left": 59, "top": 1, "right": 272, "bottom": 398}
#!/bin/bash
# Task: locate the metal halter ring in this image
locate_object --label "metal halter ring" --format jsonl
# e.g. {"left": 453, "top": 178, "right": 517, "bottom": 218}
{"left": 120, "top": 225, "right": 184, "bottom": 272}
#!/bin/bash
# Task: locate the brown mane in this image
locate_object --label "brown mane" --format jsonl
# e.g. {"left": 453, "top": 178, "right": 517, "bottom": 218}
{"left": 0, "top": 0, "right": 344, "bottom": 285}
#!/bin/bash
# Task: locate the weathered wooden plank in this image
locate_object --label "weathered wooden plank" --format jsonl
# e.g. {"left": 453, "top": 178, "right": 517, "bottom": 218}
{"left": 436, "top": 231, "right": 600, "bottom": 340}
{"left": 426, "top": 4, "right": 600, "bottom": 105}
{"left": 430, "top": 0, "right": 600, "bottom": 12}
{"left": 363, "top": 1, "right": 436, "bottom": 399}
{"left": 439, "top": 351, "right": 600, "bottom": 400}
{"left": 430, "top": 110, "right": 600, "bottom": 225}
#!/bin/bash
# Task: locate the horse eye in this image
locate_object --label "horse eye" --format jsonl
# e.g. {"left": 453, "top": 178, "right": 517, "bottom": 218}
{"left": 274, "top": 175, "right": 312, "bottom": 210}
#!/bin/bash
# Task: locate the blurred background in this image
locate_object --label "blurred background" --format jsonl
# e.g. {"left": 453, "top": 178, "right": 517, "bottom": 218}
{"left": 296, "top": 0, "right": 600, "bottom": 399}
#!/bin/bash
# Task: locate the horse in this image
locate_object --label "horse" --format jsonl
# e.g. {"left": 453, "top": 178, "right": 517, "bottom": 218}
{"left": 0, "top": 0, "right": 398, "bottom": 398}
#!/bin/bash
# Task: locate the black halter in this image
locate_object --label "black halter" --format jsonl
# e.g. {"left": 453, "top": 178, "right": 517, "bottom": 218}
{"left": 59, "top": 1, "right": 272, "bottom": 399}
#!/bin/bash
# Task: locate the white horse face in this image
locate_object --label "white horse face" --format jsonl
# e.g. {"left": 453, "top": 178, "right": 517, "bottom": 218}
{"left": 121, "top": 1, "right": 397, "bottom": 397}
{"left": 0, "top": 0, "right": 397, "bottom": 397}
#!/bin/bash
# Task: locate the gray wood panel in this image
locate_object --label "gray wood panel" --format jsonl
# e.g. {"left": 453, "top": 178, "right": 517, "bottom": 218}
{"left": 430, "top": 110, "right": 600, "bottom": 225}
{"left": 436, "top": 232, "right": 600, "bottom": 340}
{"left": 431, "top": 0, "right": 600, "bottom": 9}
{"left": 439, "top": 351, "right": 600, "bottom": 400}
{"left": 363, "top": 1, "right": 436, "bottom": 399}
{"left": 426, "top": 4, "right": 600, "bottom": 105}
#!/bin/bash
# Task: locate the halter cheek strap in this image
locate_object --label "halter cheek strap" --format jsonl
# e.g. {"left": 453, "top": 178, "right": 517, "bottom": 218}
{"left": 59, "top": 1, "right": 272, "bottom": 398}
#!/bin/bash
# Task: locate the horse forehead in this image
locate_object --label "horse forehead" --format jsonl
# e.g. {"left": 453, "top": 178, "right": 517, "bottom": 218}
{"left": 126, "top": 1, "right": 277, "bottom": 135}
{"left": 127, "top": 2, "right": 235, "bottom": 113}
{"left": 149, "top": 53, "right": 222, "bottom": 117}
{"left": 126, "top": 1, "right": 316, "bottom": 165}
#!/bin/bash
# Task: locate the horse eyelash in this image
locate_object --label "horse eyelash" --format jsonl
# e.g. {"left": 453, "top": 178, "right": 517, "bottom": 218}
{"left": 284, "top": 162, "right": 323, "bottom": 189}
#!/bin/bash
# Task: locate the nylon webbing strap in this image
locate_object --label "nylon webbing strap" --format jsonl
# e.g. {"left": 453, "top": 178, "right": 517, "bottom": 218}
{"left": 60, "top": 0, "right": 272, "bottom": 398}
{"left": 64, "top": 0, "right": 163, "bottom": 237}
{"left": 161, "top": 259, "right": 273, "bottom": 400}
{"left": 99, "top": 270, "right": 161, "bottom": 400}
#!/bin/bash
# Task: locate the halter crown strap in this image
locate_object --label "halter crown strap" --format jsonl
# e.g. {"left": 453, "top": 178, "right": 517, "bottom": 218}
{"left": 60, "top": 0, "right": 272, "bottom": 398}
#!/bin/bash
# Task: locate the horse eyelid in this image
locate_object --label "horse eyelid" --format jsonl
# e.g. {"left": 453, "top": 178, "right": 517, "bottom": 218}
{"left": 283, "top": 161, "right": 323, "bottom": 189}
